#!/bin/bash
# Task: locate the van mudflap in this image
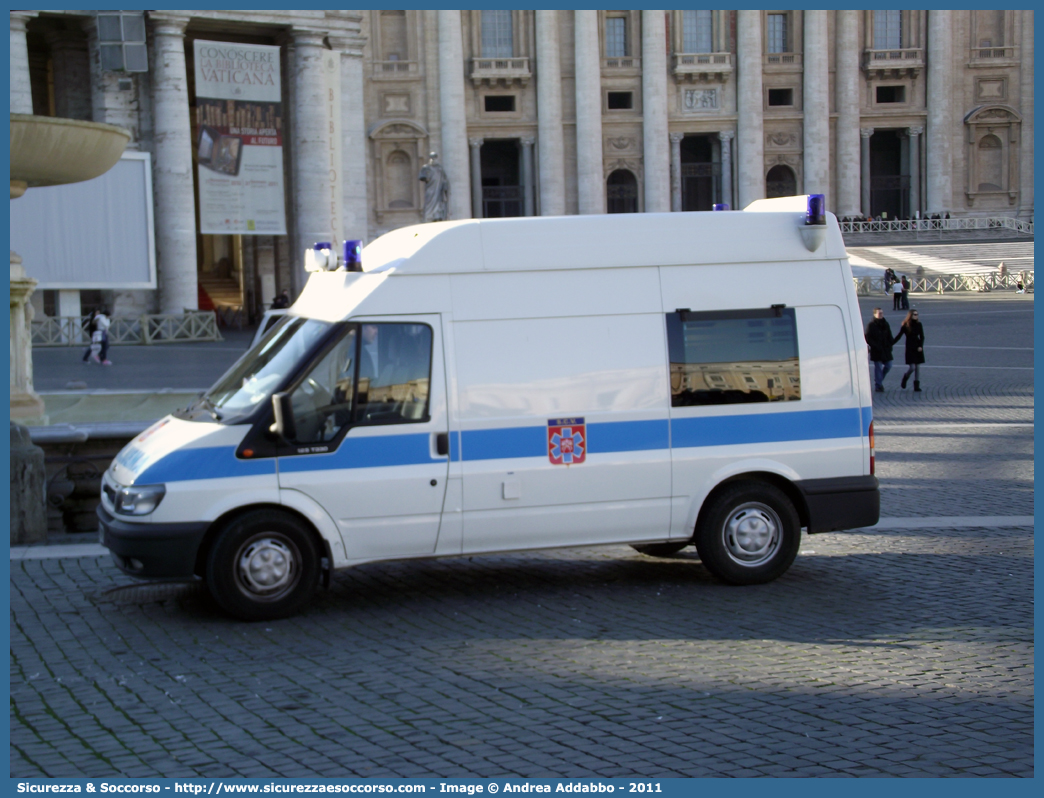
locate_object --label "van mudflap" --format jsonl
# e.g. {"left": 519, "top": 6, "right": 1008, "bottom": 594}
{"left": 796, "top": 475, "right": 880, "bottom": 533}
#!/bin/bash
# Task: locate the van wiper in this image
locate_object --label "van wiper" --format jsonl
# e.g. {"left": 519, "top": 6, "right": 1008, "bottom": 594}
{"left": 198, "top": 395, "right": 223, "bottom": 421}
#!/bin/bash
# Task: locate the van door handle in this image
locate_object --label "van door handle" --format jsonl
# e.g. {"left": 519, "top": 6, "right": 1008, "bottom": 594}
{"left": 435, "top": 432, "right": 449, "bottom": 456}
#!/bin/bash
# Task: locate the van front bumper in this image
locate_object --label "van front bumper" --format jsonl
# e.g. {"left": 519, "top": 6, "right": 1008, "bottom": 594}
{"left": 797, "top": 475, "right": 880, "bottom": 533}
{"left": 97, "top": 505, "right": 209, "bottom": 578}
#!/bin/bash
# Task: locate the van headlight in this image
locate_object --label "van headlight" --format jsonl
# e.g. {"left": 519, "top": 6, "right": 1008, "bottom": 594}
{"left": 112, "top": 484, "right": 166, "bottom": 516}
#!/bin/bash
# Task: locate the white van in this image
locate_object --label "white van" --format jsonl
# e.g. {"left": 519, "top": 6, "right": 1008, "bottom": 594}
{"left": 99, "top": 197, "right": 879, "bottom": 620}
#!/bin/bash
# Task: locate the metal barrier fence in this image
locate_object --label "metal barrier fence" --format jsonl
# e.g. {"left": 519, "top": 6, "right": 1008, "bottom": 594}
{"left": 839, "top": 216, "right": 1034, "bottom": 237}
{"left": 31, "top": 311, "right": 222, "bottom": 347}
{"left": 852, "top": 271, "right": 1034, "bottom": 296}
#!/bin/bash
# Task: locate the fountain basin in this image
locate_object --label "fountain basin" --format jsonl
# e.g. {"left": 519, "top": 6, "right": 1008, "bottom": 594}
{"left": 10, "top": 114, "right": 131, "bottom": 197}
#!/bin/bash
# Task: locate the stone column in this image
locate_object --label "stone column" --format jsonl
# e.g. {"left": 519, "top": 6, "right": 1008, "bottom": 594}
{"left": 926, "top": 9, "right": 952, "bottom": 214}
{"left": 469, "top": 138, "right": 484, "bottom": 218}
{"left": 642, "top": 10, "right": 670, "bottom": 213}
{"left": 907, "top": 126, "right": 922, "bottom": 217}
{"left": 860, "top": 127, "right": 874, "bottom": 217}
{"left": 802, "top": 10, "right": 830, "bottom": 205}
{"left": 521, "top": 137, "right": 535, "bottom": 217}
{"left": 574, "top": 10, "right": 604, "bottom": 214}
{"left": 720, "top": 130, "right": 734, "bottom": 208}
{"left": 438, "top": 10, "right": 471, "bottom": 219}
{"left": 536, "top": 10, "right": 566, "bottom": 216}
{"left": 670, "top": 133, "right": 683, "bottom": 212}
{"left": 84, "top": 16, "right": 141, "bottom": 141}
{"left": 330, "top": 33, "right": 369, "bottom": 243}
{"left": 46, "top": 31, "right": 92, "bottom": 120}
{"left": 256, "top": 237, "right": 277, "bottom": 309}
{"left": 291, "top": 27, "right": 333, "bottom": 297}
{"left": 835, "top": 10, "right": 861, "bottom": 218}
{"left": 149, "top": 13, "right": 198, "bottom": 313}
{"left": 10, "top": 11, "right": 37, "bottom": 114}
{"left": 737, "top": 10, "right": 764, "bottom": 208}
{"left": 1018, "top": 9, "right": 1034, "bottom": 219}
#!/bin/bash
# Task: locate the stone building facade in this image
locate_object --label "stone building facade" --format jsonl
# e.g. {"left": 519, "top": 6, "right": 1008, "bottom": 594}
{"left": 11, "top": 9, "right": 1034, "bottom": 321}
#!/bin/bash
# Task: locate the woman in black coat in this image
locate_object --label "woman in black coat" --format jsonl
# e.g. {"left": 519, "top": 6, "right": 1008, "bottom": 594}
{"left": 894, "top": 309, "right": 925, "bottom": 391}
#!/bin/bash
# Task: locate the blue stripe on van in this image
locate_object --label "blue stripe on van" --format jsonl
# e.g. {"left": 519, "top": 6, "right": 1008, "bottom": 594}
{"left": 459, "top": 419, "right": 669, "bottom": 461}
{"left": 141, "top": 407, "right": 872, "bottom": 482}
{"left": 279, "top": 432, "right": 442, "bottom": 473}
{"left": 136, "top": 447, "right": 276, "bottom": 484}
{"left": 460, "top": 426, "right": 546, "bottom": 461}
{"left": 587, "top": 419, "right": 670, "bottom": 453}
{"left": 671, "top": 407, "right": 863, "bottom": 449}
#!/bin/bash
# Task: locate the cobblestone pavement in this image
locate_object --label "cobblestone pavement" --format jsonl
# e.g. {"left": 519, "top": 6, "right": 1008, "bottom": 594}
{"left": 11, "top": 293, "right": 1033, "bottom": 778}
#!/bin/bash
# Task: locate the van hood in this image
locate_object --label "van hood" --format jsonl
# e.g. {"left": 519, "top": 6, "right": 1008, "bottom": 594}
{"left": 111, "top": 416, "right": 270, "bottom": 486}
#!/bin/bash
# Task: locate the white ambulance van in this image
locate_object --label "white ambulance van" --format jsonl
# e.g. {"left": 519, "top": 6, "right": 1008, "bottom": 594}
{"left": 99, "top": 196, "right": 879, "bottom": 620}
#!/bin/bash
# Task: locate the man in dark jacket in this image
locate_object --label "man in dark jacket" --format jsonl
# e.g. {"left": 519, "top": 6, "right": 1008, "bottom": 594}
{"left": 865, "top": 307, "right": 895, "bottom": 392}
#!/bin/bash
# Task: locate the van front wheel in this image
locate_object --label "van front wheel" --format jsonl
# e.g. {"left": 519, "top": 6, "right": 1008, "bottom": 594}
{"left": 695, "top": 482, "right": 800, "bottom": 585}
{"left": 206, "top": 510, "right": 320, "bottom": 621}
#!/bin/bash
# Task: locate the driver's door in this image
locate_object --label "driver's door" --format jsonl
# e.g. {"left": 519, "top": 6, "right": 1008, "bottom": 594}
{"left": 277, "top": 315, "right": 450, "bottom": 561}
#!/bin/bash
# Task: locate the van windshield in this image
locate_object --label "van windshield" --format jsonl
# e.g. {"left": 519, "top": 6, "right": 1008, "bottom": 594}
{"left": 199, "top": 317, "right": 334, "bottom": 421}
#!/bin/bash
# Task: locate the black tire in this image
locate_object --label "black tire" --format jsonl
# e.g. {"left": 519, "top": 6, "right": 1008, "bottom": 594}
{"left": 694, "top": 481, "right": 800, "bottom": 585}
{"left": 205, "top": 509, "right": 320, "bottom": 621}
{"left": 631, "top": 542, "right": 688, "bottom": 557}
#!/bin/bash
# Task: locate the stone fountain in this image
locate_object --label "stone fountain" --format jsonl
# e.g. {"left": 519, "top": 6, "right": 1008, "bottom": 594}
{"left": 10, "top": 113, "right": 131, "bottom": 421}
{"left": 9, "top": 113, "right": 129, "bottom": 544}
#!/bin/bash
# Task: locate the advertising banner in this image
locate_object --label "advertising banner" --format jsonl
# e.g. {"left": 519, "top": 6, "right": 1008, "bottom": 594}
{"left": 193, "top": 40, "right": 287, "bottom": 235}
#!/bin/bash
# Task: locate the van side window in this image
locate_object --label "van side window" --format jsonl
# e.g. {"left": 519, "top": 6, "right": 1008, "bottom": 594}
{"left": 356, "top": 323, "right": 433, "bottom": 424}
{"left": 289, "top": 327, "right": 358, "bottom": 443}
{"left": 287, "top": 322, "right": 434, "bottom": 445}
{"left": 666, "top": 308, "right": 801, "bottom": 406}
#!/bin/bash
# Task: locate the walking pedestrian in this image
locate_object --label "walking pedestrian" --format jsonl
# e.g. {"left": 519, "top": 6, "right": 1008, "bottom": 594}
{"left": 864, "top": 308, "right": 895, "bottom": 393}
{"left": 892, "top": 276, "right": 904, "bottom": 310}
{"left": 901, "top": 275, "right": 910, "bottom": 309}
{"left": 1016, "top": 270, "right": 1026, "bottom": 293}
{"left": 894, "top": 308, "right": 925, "bottom": 392}
{"left": 81, "top": 307, "right": 112, "bottom": 365}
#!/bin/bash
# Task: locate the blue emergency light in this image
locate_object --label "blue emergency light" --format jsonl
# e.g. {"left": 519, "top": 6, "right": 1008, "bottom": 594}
{"left": 712, "top": 203, "right": 730, "bottom": 211}
{"left": 806, "top": 194, "right": 826, "bottom": 226}
{"left": 304, "top": 242, "right": 338, "bottom": 272}
{"left": 344, "top": 239, "right": 363, "bottom": 271}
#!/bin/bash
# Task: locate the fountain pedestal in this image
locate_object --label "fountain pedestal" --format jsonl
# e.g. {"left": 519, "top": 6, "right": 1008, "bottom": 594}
{"left": 10, "top": 252, "right": 44, "bottom": 422}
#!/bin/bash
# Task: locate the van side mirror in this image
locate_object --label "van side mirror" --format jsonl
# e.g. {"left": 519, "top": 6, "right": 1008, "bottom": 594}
{"left": 270, "top": 392, "right": 297, "bottom": 441}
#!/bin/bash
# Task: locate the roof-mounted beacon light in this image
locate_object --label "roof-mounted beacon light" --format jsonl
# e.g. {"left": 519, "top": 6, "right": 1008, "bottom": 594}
{"left": 805, "top": 194, "right": 826, "bottom": 226}
{"left": 800, "top": 194, "right": 827, "bottom": 252}
{"left": 712, "top": 203, "right": 730, "bottom": 211}
{"left": 344, "top": 239, "right": 363, "bottom": 272}
{"left": 304, "top": 242, "right": 338, "bottom": 273}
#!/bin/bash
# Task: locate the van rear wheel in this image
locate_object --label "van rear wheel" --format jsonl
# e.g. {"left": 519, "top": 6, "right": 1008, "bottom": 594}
{"left": 631, "top": 542, "right": 688, "bottom": 557}
{"left": 205, "top": 510, "right": 320, "bottom": 621}
{"left": 695, "top": 481, "right": 800, "bottom": 585}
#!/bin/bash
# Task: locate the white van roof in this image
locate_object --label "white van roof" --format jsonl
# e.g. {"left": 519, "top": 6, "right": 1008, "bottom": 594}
{"left": 360, "top": 197, "right": 846, "bottom": 276}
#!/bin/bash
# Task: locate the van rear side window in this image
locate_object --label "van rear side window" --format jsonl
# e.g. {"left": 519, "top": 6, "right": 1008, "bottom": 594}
{"left": 666, "top": 308, "right": 800, "bottom": 406}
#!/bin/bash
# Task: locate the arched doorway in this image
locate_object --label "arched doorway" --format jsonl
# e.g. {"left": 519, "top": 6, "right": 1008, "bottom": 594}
{"left": 607, "top": 169, "right": 639, "bottom": 213}
{"left": 766, "top": 165, "right": 796, "bottom": 198}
